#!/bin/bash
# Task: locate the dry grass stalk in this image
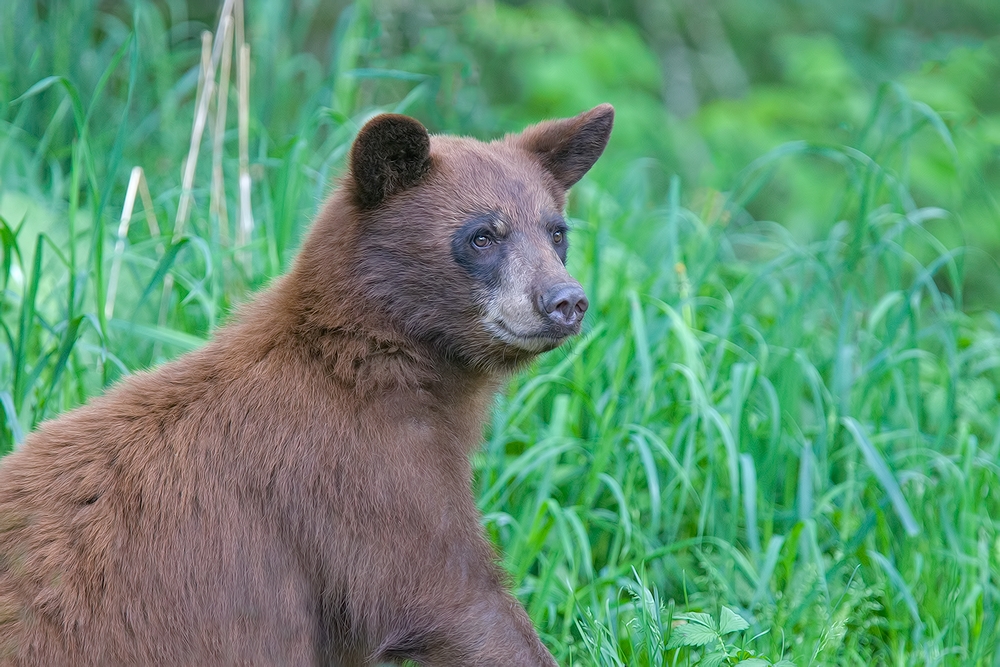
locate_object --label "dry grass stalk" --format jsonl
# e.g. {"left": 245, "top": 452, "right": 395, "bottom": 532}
{"left": 159, "top": 30, "right": 214, "bottom": 329}
{"left": 174, "top": 30, "right": 216, "bottom": 242}
{"left": 210, "top": 0, "right": 237, "bottom": 65}
{"left": 234, "top": 0, "right": 245, "bottom": 71}
{"left": 210, "top": 15, "right": 234, "bottom": 247}
{"left": 237, "top": 41, "right": 253, "bottom": 274}
{"left": 123, "top": 0, "right": 250, "bottom": 330}
{"left": 106, "top": 167, "right": 161, "bottom": 320}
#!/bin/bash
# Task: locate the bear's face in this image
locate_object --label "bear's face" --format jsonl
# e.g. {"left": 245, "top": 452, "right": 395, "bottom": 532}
{"left": 347, "top": 106, "right": 613, "bottom": 371}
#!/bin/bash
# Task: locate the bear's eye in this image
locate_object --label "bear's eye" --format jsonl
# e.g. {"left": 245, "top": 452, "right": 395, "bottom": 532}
{"left": 552, "top": 230, "right": 564, "bottom": 245}
{"left": 472, "top": 232, "right": 493, "bottom": 249}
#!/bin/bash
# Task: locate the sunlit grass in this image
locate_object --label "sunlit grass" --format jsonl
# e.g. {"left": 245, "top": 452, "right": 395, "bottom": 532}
{"left": 3, "top": 3, "right": 1000, "bottom": 666}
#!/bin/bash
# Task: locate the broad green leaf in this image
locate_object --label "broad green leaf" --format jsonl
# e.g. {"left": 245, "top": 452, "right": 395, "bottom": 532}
{"left": 681, "top": 611, "right": 716, "bottom": 629}
{"left": 665, "top": 620, "right": 718, "bottom": 648}
{"left": 719, "top": 606, "right": 749, "bottom": 634}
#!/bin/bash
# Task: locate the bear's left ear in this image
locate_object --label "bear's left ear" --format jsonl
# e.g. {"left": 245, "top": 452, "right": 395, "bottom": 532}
{"left": 350, "top": 114, "right": 432, "bottom": 209}
{"left": 514, "top": 104, "right": 614, "bottom": 190}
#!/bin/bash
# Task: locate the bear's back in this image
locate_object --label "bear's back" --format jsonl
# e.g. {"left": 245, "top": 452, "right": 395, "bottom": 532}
{"left": 0, "top": 337, "right": 328, "bottom": 664}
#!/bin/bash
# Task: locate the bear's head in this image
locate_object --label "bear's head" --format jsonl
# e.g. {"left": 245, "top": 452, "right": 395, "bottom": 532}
{"left": 304, "top": 105, "right": 613, "bottom": 373}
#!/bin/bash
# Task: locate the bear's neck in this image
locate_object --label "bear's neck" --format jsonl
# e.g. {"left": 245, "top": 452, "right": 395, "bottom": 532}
{"left": 218, "top": 274, "right": 501, "bottom": 442}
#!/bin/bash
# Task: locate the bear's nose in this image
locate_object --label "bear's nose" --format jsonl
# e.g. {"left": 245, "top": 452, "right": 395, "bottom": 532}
{"left": 539, "top": 283, "right": 589, "bottom": 329}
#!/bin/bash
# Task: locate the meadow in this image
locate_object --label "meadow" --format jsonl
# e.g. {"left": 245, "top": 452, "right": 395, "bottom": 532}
{"left": 2, "top": 1, "right": 1000, "bottom": 665}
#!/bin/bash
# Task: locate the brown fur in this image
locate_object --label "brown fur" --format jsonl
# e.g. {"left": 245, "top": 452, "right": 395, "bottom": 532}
{"left": 0, "top": 104, "right": 614, "bottom": 666}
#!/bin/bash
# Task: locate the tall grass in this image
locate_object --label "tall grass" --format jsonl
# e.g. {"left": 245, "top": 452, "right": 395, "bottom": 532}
{"left": 491, "top": 143, "right": 1000, "bottom": 664}
{"left": 3, "top": 3, "right": 1000, "bottom": 666}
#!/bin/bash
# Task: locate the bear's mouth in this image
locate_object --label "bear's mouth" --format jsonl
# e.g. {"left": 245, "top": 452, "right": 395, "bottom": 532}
{"left": 485, "top": 318, "right": 569, "bottom": 353}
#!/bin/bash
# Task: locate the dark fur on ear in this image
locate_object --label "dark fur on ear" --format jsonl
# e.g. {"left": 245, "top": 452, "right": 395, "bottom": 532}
{"left": 350, "top": 114, "right": 432, "bottom": 209}
{"left": 515, "top": 104, "right": 614, "bottom": 190}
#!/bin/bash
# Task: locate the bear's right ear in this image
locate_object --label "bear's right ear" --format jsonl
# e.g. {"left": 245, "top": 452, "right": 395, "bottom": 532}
{"left": 349, "top": 114, "right": 432, "bottom": 209}
{"left": 514, "top": 104, "right": 614, "bottom": 191}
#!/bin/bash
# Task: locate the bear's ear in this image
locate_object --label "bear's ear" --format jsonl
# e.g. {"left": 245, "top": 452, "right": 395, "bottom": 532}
{"left": 514, "top": 104, "right": 614, "bottom": 190}
{"left": 350, "top": 114, "right": 432, "bottom": 209}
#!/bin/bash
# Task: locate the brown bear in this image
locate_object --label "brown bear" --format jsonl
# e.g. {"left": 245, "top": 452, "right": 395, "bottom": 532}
{"left": 0, "top": 103, "right": 614, "bottom": 665}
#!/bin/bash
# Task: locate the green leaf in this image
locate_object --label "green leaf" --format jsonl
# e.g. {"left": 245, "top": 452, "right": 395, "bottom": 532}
{"left": 131, "top": 237, "right": 190, "bottom": 317}
{"left": 0, "top": 392, "right": 23, "bottom": 450}
{"left": 108, "top": 319, "right": 206, "bottom": 352}
{"left": 344, "top": 68, "right": 430, "bottom": 81}
{"left": 719, "top": 606, "right": 749, "bottom": 635}
{"left": 700, "top": 651, "right": 729, "bottom": 667}
{"left": 665, "top": 620, "right": 718, "bottom": 649}
{"left": 842, "top": 417, "right": 920, "bottom": 536}
{"left": 681, "top": 611, "right": 716, "bottom": 629}
{"left": 39, "top": 315, "right": 87, "bottom": 412}
{"left": 12, "top": 75, "right": 87, "bottom": 141}
{"left": 733, "top": 660, "right": 770, "bottom": 667}
{"left": 14, "top": 234, "right": 45, "bottom": 407}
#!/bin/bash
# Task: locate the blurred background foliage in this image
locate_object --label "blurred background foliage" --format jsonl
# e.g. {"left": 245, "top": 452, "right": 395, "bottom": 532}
{"left": 3, "top": 1, "right": 1000, "bottom": 664}
{"left": 402, "top": 0, "right": 1000, "bottom": 305}
{"left": 4, "top": 0, "right": 999, "bottom": 303}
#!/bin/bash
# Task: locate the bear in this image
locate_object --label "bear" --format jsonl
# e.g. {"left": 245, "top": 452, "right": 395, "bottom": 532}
{"left": 0, "top": 103, "right": 614, "bottom": 665}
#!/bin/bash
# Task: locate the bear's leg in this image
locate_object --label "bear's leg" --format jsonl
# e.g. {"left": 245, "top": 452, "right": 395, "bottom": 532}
{"left": 373, "top": 574, "right": 559, "bottom": 666}
{"left": 438, "top": 591, "right": 560, "bottom": 667}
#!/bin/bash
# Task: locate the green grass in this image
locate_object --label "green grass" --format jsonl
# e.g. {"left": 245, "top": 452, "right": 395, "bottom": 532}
{"left": 3, "top": 3, "right": 1000, "bottom": 666}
